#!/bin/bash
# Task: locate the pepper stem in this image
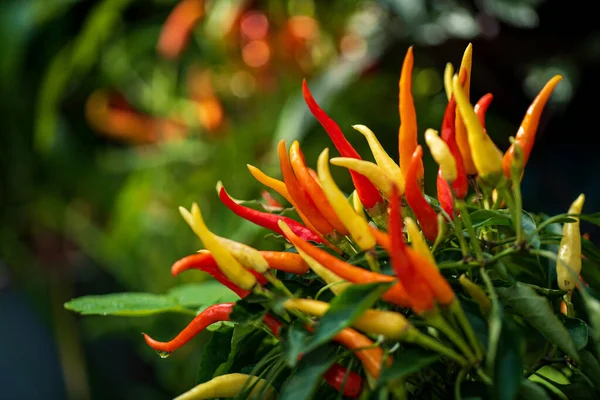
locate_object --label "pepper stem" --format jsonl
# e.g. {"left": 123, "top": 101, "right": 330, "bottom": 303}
{"left": 449, "top": 299, "right": 484, "bottom": 360}
{"left": 404, "top": 327, "right": 468, "bottom": 367}
{"left": 456, "top": 200, "right": 484, "bottom": 262}
{"left": 423, "top": 311, "right": 477, "bottom": 364}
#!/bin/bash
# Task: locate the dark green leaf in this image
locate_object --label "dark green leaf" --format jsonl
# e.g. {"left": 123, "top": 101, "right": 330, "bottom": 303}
{"left": 283, "top": 321, "right": 310, "bottom": 367}
{"left": 304, "top": 282, "right": 393, "bottom": 353}
{"left": 491, "top": 315, "right": 524, "bottom": 400}
{"left": 378, "top": 348, "right": 440, "bottom": 385}
{"left": 64, "top": 292, "right": 179, "bottom": 316}
{"left": 522, "top": 211, "right": 540, "bottom": 249}
{"left": 580, "top": 290, "right": 600, "bottom": 359}
{"left": 168, "top": 281, "right": 240, "bottom": 307}
{"left": 578, "top": 350, "right": 600, "bottom": 389}
{"left": 278, "top": 344, "right": 338, "bottom": 400}
{"left": 517, "top": 380, "right": 551, "bottom": 400}
{"left": 229, "top": 297, "right": 268, "bottom": 325}
{"left": 196, "top": 327, "right": 234, "bottom": 384}
{"left": 579, "top": 212, "right": 600, "bottom": 226}
{"left": 470, "top": 209, "right": 511, "bottom": 229}
{"left": 564, "top": 318, "right": 588, "bottom": 351}
{"left": 496, "top": 283, "right": 580, "bottom": 362}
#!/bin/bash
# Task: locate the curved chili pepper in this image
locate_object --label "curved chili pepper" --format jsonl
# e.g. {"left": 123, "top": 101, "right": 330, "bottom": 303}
{"left": 323, "top": 364, "right": 363, "bottom": 399}
{"left": 398, "top": 46, "right": 423, "bottom": 181}
{"left": 404, "top": 217, "right": 435, "bottom": 265}
{"left": 278, "top": 140, "right": 335, "bottom": 236}
{"left": 425, "top": 129, "right": 457, "bottom": 184}
{"left": 557, "top": 193, "right": 585, "bottom": 291}
{"left": 459, "top": 274, "right": 491, "bottom": 315}
{"left": 405, "top": 146, "right": 439, "bottom": 241}
{"left": 441, "top": 71, "right": 468, "bottom": 199}
{"left": 278, "top": 220, "right": 411, "bottom": 307}
{"left": 289, "top": 141, "right": 349, "bottom": 235}
{"left": 219, "top": 186, "right": 322, "bottom": 243}
{"left": 443, "top": 62, "right": 454, "bottom": 101}
{"left": 331, "top": 327, "right": 387, "bottom": 379}
{"left": 502, "top": 75, "right": 563, "bottom": 178}
{"left": 330, "top": 157, "right": 393, "bottom": 197}
{"left": 302, "top": 79, "right": 383, "bottom": 209}
{"left": 369, "top": 225, "right": 391, "bottom": 251}
{"left": 261, "top": 190, "right": 282, "bottom": 208}
{"left": 389, "top": 186, "right": 435, "bottom": 314}
{"left": 406, "top": 247, "right": 454, "bottom": 306}
{"left": 454, "top": 43, "right": 477, "bottom": 175}
{"left": 317, "top": 148, "right": 376, "bottom": 251}
{"left": 175, "top": 373, "right": 274, "bottom": 400}
{"left": 474, "top": 93, "right": 493, "bottom": 130}
{"left": 180, "top": 204, "right": 257, "bottom": 290}
{"left": 157, "top": 0, "right": 204, "bottom": 60}
{"left": 452, "top": 76, "right": 503, "bottom": 184}
{"left": 143, "top": 303, "right": 235, "bottom": 352}
{"left": 215, "top": 236, "right": 270, "bottom": 273}
{"left": 294, "top": 247, "right": 351, "bottom": 295}
{"left": 436, "top": 170, "right": 454, "bottom": 219}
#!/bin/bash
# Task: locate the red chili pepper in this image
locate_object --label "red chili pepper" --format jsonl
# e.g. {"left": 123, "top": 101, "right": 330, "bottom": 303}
{"left": 389, "top": 186, "right": 435, "bottom": 313}
{"left": 474, "top": 93, "right": 493, "bottom": 130}
{"left": 219, "top": 186, "right": 322, "bottom": 243}
{"left": 261, "top": 190, "right": 283, "bottom": 208}
{"left": 405, "top": 146, "right": 439, "bottom": 241}
{"left": 302, "top": 79, "right": 383, "bottom": 209}
{"left": 440, "top": 74, "right": 468, "bottom": 199}
{"left": 436, "top": 170, "right": 454, "bottom": 219}
{"left": 323, "top": 364, "right": 363, "bottom": 398}
{"left": 279, "top": 220, "right": 411, "bottom": 307}
{"left": 406, "top": 248, "right": 455, "bottom": 306}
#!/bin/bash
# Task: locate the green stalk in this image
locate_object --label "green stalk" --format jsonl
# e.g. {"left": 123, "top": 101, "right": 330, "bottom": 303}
{"left": 450, "top": 300, "right": 484, "bottom": 360}
{"left": 404, "top": 328, "right": 468, "bottom": 367}
{"left": 456, "top": 200, "right": 484, "bottom": 262}
{"left": 424, "top": 312, "right": 477, "bottom": 364}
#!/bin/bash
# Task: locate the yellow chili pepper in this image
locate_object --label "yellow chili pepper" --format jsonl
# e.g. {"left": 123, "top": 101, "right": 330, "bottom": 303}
{"left": 330, "top": 157, "right": 393, "bottom": 197}
{"left": 454, "top": 43, "right": 477, "bottom": 175}
{"left": 398, "top": 46, "right": 423, "bottom": 181}
{"left": 283, "top": 298, "right": 411, "bottom": 340}
{"left": 318, "top": 148, "right": 376, "bottom": 250}
{"left": 352, "top": 190, "right": 366, "bottom": 219}
{"left": 424, "top": 128, "right": 457, "bottom": 183}
{"left": 214, "top": 236, "right": 270, "bottom": 274}
{"left": 352, "top": 124, "right": 405, "bottom": 193}
{"left": 179, "top": 204, "right": 256, "bottom": 290}
{"left": 404, "top": 217, "right": 435, "bottom": 265}
{"left": 452, "top": 75, "right": 503, "bottom": 185}
{"left": 557, "top": 194, "right": 585, "bottom": 291}
{"left": 174, "top": 373, "right": 275, "bottom": 400}
{"left": 443, "top": 62, "right": 454, "bottom": 101}
{"left": 459, "top": 274, "right": 491, "bottom": 315}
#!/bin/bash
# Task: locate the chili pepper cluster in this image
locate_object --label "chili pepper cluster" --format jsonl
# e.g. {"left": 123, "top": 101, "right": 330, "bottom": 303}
{"left": 142, "top": 44, "right": 586, "bottom": 400}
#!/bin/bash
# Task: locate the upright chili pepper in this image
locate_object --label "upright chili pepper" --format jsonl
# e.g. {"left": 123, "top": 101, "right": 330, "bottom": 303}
{"left": 405, "top": 146, "right": 439, "bottom": 241}
{"left": 502, "top": 75, "right": 563, "bottom": 178}
{"left": 399, "top": 46, "right": 424, "bottom": 181}
{"left": 440, "top": 73, "right": 468, "bottom": 199}
{"left": 389, "top": 185, "right": 435, "bottom": 313}
{"left": 452, "top": 76, "right": 503, "bottom": 185}
{"left": 317, "top": 148, "right": 376, "bottom": 250}
{"left": 406, "top": 248, "right": 454, "bottom": 306}
{"left": 459, "top": 274, "right": 491, "bottom": 315}
{"left": 175, "top": 373, "right": 275, "bottom": 400}
{"left": 330, "top": 157, "right": 393, "bottom": 197}
{"left": 474, "top": 93, "right": 493, "bottom": 129}
{"left": 278, "top": 220, "right": 411, "bottom": 307}
{"left": 443, "top": 62, "right": 454, "bottom": 101}
{"left": 454, "top": 43, "right": 477, "bottom": 175}
{"left": 261, "top": 190, "right": 282, "bottom": 208}
{"left": 352, "top": 124, "right": 405, "bottom": 193}
{"left": 278, "top": 140, "right": 335, "bottom": 236}
{"left": 404, "top": 217, "right": 435, "bottom": 265}
{"left": 157, "top": 0, "right": 204, "bottom": 60}
{"left": 289, "top": 141, "right": 349, "bottom": 235}
{"left": 557, "top": 194, "right": 585, "bottom": 291}
{"left": 180, "top": 204, "right": 257, "bottom": 290}
{"left": 218, "top": 186, "right": 322, "bottom": 243}
{"left": 426, "top": 128, "right": 457, "bottom": 219}
{"left": 302, "top": 80, "right": 383, "bottom": 210}
{"left": 436, "top": 173, "right": 454, "bottom": 219}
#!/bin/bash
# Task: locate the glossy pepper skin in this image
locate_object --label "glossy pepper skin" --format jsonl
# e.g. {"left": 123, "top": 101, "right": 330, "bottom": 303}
{"left": 557, "top": 194, "right": 585, "bottom": 291}
{"left": 218, "top": 186, "right": 322, "bottom": 243}
{"left": 502, "top": 75, "right": 563, "bottom": 178}
{"left": 323, "top": 365, "right": 363, "bottom": 399}
{"left": 399, "top": 46, "right": 424, "bottom": 181}
{"left": 474, "top": 93, "right": 493, "bottom": 130}
{"left": 175, "top": 373, "right": 274, "bottom": 400}
{"left": 302, "top": 79, "right": 383, "bottom": 209}
{"left": 405, "top": 146, "right": 439, "bottom": 241}
{"left": 454, "top": 43, "right": 477, "bottom": 175}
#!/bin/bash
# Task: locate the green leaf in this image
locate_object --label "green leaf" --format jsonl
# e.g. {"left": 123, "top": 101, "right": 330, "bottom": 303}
{"left": 470, "top": 209, "right": 511, "bottom": 229}
{"left": 517, "top": 380, "right": 551, "bottom": 400}
{"left": 491, "top": 314, "right": 525, "bottom": 400}
{"left": 578, "top": 350, "right": 600, "bottom": 389}
{"left": 196, "top": 327, "right": 234, "bottom": 384}
{"left": 522, "top": 211, "right": 540, "bottom": 249}
{"left": 229, "top": 295, "right": 269, "bottom": 325}
{"left": 563, "top": 318, "right": 588, "bottom": 351}
{"left": 496, "top": 283, "right": 580, "bottom": 362}
{"left": 278, "top": 344, "right": 338, "bottom": 400}
{"left": 579, "top": 212, "right": 600, "bottom": 226}
{"left": 304, "top": 282, "right": 393, "bottom": 353}
{"left": 580, "top": 290, "right": 600, "bottom": 359}
{"left": 168, "top": 281, "right": 240, "bottom": 307}
{"left": 64, "top": 292, "right": 180, "bottom": 316}
{"left": 283, "top": 321, "right": 310, "bottom": 367}
{"left": 378, "top": 348, "right": 440, "bottom": 385}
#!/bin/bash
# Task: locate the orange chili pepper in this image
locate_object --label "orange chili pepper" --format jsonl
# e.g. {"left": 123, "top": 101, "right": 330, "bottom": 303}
{"left": 406, "top": 248, "right": 454, "bottom": 306}
{"left": 289, "top": 141, "right": 349, "bottom": 235}
{"left": 399, "top": 46, "right": 423, "bottom": 181}
{"left": 369, "top": 226, "right": 391, "bottom": 251}
{"left": 278, "top": 140, "right": 335, "bottom": 236}
{"left": 302, "top": 80, "right": 383, "bottom": 209}
{"left": 332, "top": 328, "right": 386, "bottom": 379}
{"left": 389, "top": 186, "right": 435, "bottom": 314}
{"left": 502, "top": 75, "right": 563, "bottom": 177}
{"left": 261, "top": 190, "right": 283, "bottom": 208}
{"left": 405, "top": 146, "right": 439, "bottom": 241}
{"left": 474, "top": 93, "right": 493, "bottom": 130}
{"left": 157, "top": 0, "right": 204, "bottom": 60}
{"left": 278, "top": 221, "right": 411, "bottom": 307}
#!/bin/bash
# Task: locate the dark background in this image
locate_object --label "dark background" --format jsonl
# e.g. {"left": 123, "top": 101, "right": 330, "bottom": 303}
{"left": 1, "top": 0, "right": 598, "bottom": 399}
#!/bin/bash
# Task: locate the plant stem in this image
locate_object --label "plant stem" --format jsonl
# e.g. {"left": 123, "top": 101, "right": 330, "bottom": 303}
{"left": 264, "top": 271, "right": 294, "bottom": 298}
{"left": 424, "top": 312, "right": 477, "bottom": 364}
{"left": 366, "top": 250, "right": 381, "bottom": 273}
{"left": 450, "top": 300, "right": 483, "bottom": 360}
{"left": 456, "top": 200, "right": 484, "bottom": 262}
{"left": 405, "top": 328, "right": 468, "bottom": 367}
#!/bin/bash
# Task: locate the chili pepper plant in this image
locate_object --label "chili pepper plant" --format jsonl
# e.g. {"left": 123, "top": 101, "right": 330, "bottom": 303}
{"left": 66, "top": 45, "right": 600, "bottom": 399}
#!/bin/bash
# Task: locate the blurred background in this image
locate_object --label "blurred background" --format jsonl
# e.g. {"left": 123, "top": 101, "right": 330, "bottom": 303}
{"left": 1, "top": 0, "right": 598, "bottom": 399}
